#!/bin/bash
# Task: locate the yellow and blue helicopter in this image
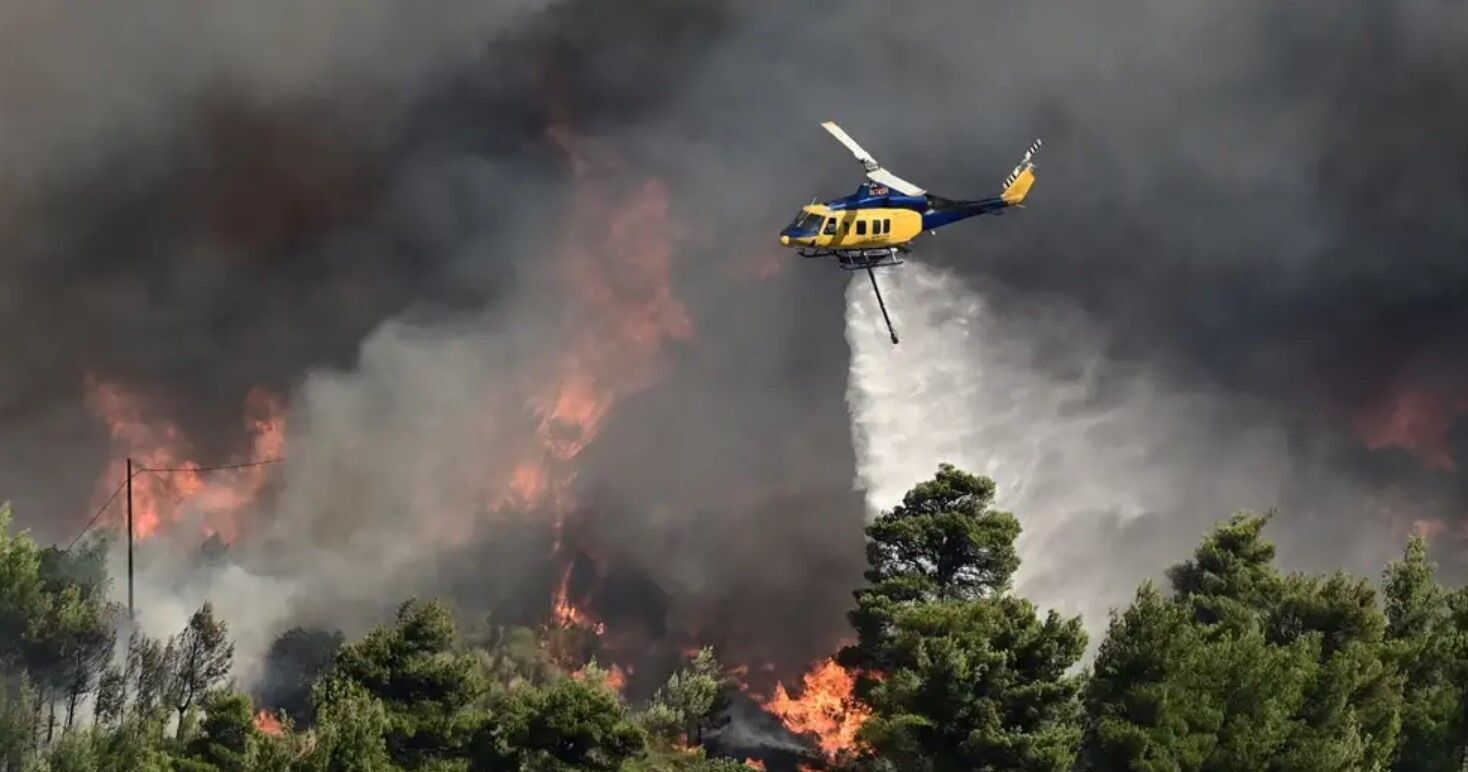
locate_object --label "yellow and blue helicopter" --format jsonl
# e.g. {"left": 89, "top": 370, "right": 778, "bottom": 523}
{"left": 778, "top": 122, "right": 1041, "bottom": 344}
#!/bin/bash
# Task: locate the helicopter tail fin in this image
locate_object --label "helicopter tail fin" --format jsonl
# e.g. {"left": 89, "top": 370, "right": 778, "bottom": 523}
{"left": 1000, "top": 138, "right": 1041, "bottom": 205}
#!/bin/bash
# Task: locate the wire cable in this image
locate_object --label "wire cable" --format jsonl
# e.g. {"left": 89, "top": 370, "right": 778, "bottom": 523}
{"left": 63, "top": 456, "right": 286, "bottom": 550}
{"left": 137, "top": 458, "right": 284, "bottom": 473}
{"left": 65, "top": 471, "right": 134, "bottom": 551}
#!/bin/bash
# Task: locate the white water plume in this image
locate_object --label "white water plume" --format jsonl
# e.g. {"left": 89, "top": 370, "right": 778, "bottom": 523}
{"left": 844, "top": 260, "right": 1299, "bottom": 630}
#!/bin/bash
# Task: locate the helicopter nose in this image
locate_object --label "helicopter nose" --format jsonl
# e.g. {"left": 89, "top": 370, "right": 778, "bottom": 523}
{"left": 780, "top": 234, "right": 791, "bottom": 246}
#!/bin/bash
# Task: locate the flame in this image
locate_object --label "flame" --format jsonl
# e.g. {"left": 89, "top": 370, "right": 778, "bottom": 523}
{"left": 606, "top": 663, "right": 629, "bottom": 693}
{"left": 762, "top": 658, "right": 870, "bottom": 759}
{"left": 1354, "top": 386, "right": 1468, "bottom": 471}
{"left": 537, "top": 372, "right": 615, "bottom": 462}
{"left": 552, "top": 562, "right": 605, "bottom": 635}
{"left": 85, "top": 378, "right": 285, "bottom": 542}
{"left": 569, "top": 662, "right": 629, "bottom": 694}
{"left": 744, "top": 760, "right": 766, "bottom": 771}
{"left": 253, "top": 710, "right": 284, "bottom": 736}
{"left": 508, "top": 461, "right": 550, "bottom": 506}
{"left": 495, "top": 123, "right": 692, "bottom": 637}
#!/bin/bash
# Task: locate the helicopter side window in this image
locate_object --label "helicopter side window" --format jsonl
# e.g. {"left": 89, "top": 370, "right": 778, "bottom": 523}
{"left": 823, "top": 218, "right": 838, "bottom": 235}
{"left": 884, "top": 219, "right": 891, "bottom": 234}
{"left": 856, "top": 220, "right": 867, "bottom": 236}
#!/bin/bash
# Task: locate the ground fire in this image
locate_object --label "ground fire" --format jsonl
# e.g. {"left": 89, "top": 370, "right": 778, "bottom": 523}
{"left": 760, "top": 658, "right": 870, "bottom": 760}
{"left": 253, "top": 710, "right": 284, "bottom": 737}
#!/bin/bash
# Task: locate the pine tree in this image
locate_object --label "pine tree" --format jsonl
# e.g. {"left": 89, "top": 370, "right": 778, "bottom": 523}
{"left": 840, "top": 464, "right": 1087, "bottom": 771}
{"left": 183, "top": 690, "right": 255, "bottom": 771}
{"left": 323, "top": 598, "right": 487, "bottom": 767}
{"left": 648, "top": 647, "right": 733, "bottom": 746}
{"left": 1383, "top": 535, "right": 1467, "bottom": 771}
{"left": 1082, "top": 512, "right": 1403, "bottom": 771}
{"left": 167, "top": 602, "right": 234, "bottom": 732}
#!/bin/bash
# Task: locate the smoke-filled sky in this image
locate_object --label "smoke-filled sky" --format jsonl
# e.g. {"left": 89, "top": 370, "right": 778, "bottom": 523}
{"left": 3, "top": 0, "right": 1466, "bottom": 680}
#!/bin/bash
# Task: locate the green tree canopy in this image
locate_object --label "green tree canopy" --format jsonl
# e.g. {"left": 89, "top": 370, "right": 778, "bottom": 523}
{"left": 305, "top": 677, "right": 395, "bottom": 772}
{"left": 479, "top": 673, "right": 645, "bottom": 771}
{"left": 840, "top": 464, "right": 1087, "bottom": 772}
{"left": 1382, "top": 535, "right": 1468, "bottom": 772}
{"left": 646, "top": 647, "right": 732, "bottom": 747}
{"left": 1083, "top": 512, "right": 1403, "bottom": 771}
{"left": 168, "top": 602, "right": 235, "bottom": 730}
{"left": 258, "top": 626, "right": 344, "bottom": 727}
{"left": 324, "top": 598, "right": 487, "bottom": 768}
{"left": 183, "top": 690, "right": 256, "bottom": 771}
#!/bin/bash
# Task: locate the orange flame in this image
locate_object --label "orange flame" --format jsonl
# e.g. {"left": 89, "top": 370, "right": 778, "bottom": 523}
{"left": 606, "top": 663, "right": 629, "bottom": 693}
{"left": 507, "top": 461, "right": 550, "bottom": 507}
{"left": 1354, "top": 386, "right": 1468, "bottom": 471}
{"left": 85, "top": 378, "right": 286, "bottom": 542}
{"left": 552, "top": 562, "right": 605, "bottom": 635}
{"left": 569, "top": 662, "right": 629, "bottom": 694}
{"left": 495, "top": 124, "right": 692, "bottom": 636}
{"left": 253, "top": 710, "right": 284, "bottom": 736}
{"left": 494, "top": 134, "right": 691, "bottom": 511}
{"left": 744, "top": 760, "right": 766, "bottom": 771}
{"left": 762, "top": 658, "right": 870, "bottom": 759}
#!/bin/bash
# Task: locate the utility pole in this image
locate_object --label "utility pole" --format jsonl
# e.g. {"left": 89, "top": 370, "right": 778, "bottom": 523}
{"left": 126, "top": 457, "right": 134, "bottom": 620}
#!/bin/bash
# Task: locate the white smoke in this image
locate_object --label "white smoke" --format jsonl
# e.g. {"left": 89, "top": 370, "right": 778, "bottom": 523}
{"left": 844, "top": 260, "right": 1309, "bottom": 634}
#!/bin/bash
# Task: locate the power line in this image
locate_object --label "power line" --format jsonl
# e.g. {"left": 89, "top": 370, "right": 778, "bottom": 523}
{"left": 137, "top": 458, "right": 284, "bottom": 473}
{"left": 65, "top": 471, "right": 135, "bottom": 551}
{"left": 63, "top": 456, "right": 285, "bottom": 551}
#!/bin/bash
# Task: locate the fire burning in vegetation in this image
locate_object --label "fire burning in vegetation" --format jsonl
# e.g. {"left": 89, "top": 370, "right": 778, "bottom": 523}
{"left": 85, "top": 378, "right": 286, "bottom": 542}
{"left": 552, "top": 562, "right": 605, "bottom": 635}
{"left": 761, "top": 658, "right": 870, "bottom": 760}
{"left": 570, "top": 661, "right": 630, "bottom": 694}
{"left": 497, "top": 124, "right": 692, "bottom": 643}
{"left": 253, "top": 710, "right": 284, "bottom": 736}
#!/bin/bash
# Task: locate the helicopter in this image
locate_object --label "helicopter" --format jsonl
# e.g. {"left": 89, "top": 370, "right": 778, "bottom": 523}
{"left": 778, "top": 122, "right": 1041, "bottom": 344}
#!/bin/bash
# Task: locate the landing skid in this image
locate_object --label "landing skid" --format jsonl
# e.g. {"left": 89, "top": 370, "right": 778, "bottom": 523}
{"left": 798, "top": 245, "right": 911, "bottom": 270}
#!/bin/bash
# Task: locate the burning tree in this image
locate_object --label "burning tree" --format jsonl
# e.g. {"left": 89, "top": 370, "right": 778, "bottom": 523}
{"left": 837, "top": 464, "right": 1088, "bottom": 770}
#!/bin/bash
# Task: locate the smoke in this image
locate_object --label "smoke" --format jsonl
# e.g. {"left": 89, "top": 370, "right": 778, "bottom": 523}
{"left": 5, "top": 0, "right": 1468, "bottom": 695}
{"left": 837, "top": 0, "right": 1468, "bottom": 620}
{"left": 844, "top": 263, "right": 1402, "bottom": 637}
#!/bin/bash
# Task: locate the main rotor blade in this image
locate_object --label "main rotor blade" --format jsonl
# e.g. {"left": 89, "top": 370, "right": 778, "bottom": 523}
{"left": 822, "top": 122, "right": 926, "bottom": 196}
{"left": 822, "top": 121, "right": 880, "bottom": 172}
{"left": 868, "top": 168, "right": 926, "bottom": 197}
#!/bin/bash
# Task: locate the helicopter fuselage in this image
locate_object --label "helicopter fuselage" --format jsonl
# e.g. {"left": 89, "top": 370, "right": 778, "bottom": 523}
{"left": 777, "top": 182, "right": 1011, "bottom": 257}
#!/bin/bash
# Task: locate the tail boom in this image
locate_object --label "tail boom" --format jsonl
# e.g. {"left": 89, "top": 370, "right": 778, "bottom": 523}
{"left": 920, "top": 137, "right": 1041, "bottom": 230}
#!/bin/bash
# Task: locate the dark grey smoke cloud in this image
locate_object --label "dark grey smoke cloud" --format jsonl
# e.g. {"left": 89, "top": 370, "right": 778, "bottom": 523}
{"left": 793, "top": 0, "right": 1468, "bottom": 616}
{"left": 1, "top": 0, "right": 865, "bottom": 681}
{"left": 3, "top": 0, "right": 1466, "bottom": 686}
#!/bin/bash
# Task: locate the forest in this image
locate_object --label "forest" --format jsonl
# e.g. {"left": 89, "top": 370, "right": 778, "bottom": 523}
{"left": 1, "top": 463, "right": 1464, "bottom": 771}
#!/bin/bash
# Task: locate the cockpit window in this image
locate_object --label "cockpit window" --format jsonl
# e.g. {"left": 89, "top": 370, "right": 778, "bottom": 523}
{"left": 790, "top": 212, "right": 823, "bottom": 232}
